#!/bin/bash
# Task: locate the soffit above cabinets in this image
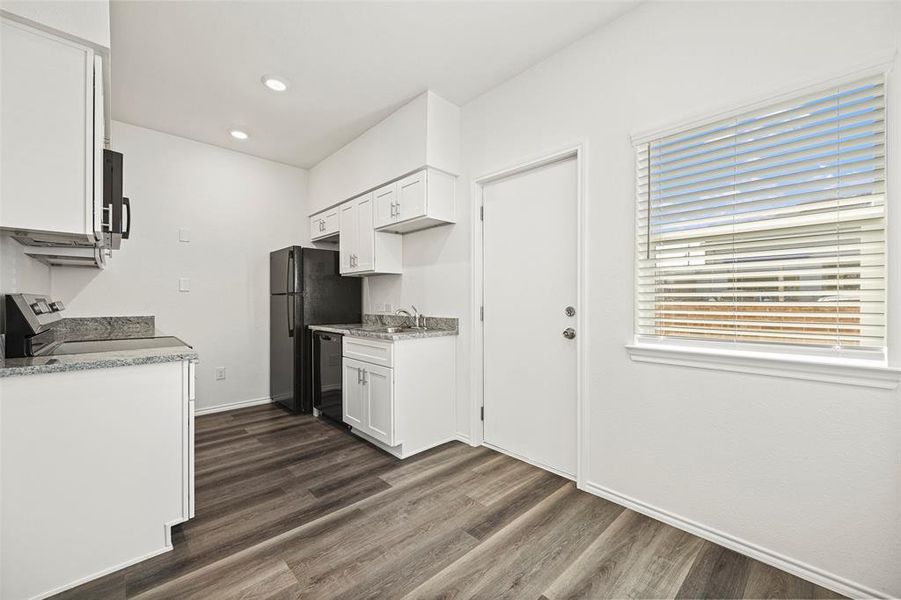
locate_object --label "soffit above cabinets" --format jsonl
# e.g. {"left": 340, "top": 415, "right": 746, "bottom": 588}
{"left": 309, "top": 91, "right": 459, "bottom": 215}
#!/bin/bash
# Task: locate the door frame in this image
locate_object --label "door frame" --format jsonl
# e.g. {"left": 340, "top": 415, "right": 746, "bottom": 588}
{"left": 469, "top": 142, "right": 590, "bottom": 486}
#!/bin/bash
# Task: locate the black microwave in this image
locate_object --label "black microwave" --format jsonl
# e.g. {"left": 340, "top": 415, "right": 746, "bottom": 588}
{"left": 103, "top": 149, "right": 131, "bottom": 249}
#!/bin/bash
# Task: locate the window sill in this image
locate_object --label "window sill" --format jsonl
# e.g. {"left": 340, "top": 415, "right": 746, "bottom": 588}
{"left": 625, "top": 343, "right": 901, "bottom": 389}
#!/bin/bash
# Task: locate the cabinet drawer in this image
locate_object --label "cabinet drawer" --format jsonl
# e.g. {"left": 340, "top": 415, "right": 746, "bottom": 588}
{"left": 343, "top": 336, "right": 393, "bottom": 368}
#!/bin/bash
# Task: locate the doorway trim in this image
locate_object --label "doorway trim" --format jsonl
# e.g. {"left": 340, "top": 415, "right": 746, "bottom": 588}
{"left": 469, "top": 141, "right": 590, "bottom": 487}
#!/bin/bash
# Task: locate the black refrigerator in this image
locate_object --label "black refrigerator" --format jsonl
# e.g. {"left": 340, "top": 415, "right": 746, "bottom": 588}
{"left": 270, "top": 246, "right": 361, "bottom": 413}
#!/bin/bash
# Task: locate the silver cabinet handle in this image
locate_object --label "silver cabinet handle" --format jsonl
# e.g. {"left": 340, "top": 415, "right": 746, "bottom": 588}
{"left": 357, "top": 368, "right": 362, "bottom": 384}
{"left": 362, "top": 369, "right": 368, "bottom": 385}
{"left": 394, "top": 201, "right": 400, "bottom": 218}
{"left": 390, "top": 201, "right": 396, "bottom": 218}
{"left": 563, "top": 328, "right": 576, "bottom": 340}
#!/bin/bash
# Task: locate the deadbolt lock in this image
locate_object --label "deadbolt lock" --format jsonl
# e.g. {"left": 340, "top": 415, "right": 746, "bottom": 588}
{"left": 565, "top": 306, "right": 575, "bottom": 317}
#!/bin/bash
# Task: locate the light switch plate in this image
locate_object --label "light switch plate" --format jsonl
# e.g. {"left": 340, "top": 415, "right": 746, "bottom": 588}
{"left": 215, "top": 367, "right": 226, "bottom": 380}
{"left": 179, "top": 278, "right": 190, "bottom": 292}
{"left": 179, "top": 228, "right": 191, "bottom": 242}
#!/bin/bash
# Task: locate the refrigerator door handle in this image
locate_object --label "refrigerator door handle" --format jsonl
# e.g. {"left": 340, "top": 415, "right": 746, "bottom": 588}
{"left": 287, "top": 249, "right": 295, "bottom": 294}
{"left": 287, "top": 295, "right": 294, "bottom": 338}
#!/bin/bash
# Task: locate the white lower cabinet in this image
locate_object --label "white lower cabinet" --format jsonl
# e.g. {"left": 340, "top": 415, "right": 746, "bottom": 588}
{"left": 344, "top": 357, "right": 395, "bottom": 446}
{"left": 342, "top": 335, "right": 455, "bottom": 458}
{"left": 0, "top": 359, "right": 195, "bottom": 600}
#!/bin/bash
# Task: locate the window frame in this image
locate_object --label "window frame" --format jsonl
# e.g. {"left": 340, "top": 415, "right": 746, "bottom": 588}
{"left": 627, "top": 57, "right": 901, "bottom": 388}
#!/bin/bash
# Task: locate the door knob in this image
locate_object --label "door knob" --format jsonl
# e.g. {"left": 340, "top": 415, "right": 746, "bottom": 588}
{"left": 563, "top": 328, "right": 576, "bottom": 339}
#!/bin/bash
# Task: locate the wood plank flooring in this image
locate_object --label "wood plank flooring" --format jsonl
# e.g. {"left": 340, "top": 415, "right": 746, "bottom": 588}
{"left": 53, "top": 403, "right": 844, "bottom": 600}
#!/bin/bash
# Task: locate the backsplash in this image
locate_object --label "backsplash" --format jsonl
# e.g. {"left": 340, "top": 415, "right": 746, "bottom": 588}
{"left": 57, "top": 316, "right": 155, "bottom": 341}
{"left": 362, "top": 313, "right": 458, "bottom": 331}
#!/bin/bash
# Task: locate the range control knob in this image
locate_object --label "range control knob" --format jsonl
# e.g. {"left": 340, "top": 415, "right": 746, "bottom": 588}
{"left": 49, "top": 301, "right": 65, "bottom": 312}
{"left": 30, "top": 302, "right": 44, "bottom": 315}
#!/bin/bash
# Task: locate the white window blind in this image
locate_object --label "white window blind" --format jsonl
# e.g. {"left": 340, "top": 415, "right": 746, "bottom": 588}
{"left": 636, "top": 75, "right": 886, "bottom": 354}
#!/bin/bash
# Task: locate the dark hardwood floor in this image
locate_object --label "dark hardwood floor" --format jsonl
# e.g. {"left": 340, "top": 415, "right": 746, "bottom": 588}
{"left": 54, "top": 403, "right": 844, "bottom": 599}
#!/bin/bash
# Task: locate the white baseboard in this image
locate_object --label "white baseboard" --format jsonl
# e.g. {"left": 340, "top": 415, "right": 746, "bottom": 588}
{"left": 580, "top": 480, "right": 887, "bottom": 600}
{"left": 455, "top": 432, "right": 477, "bottom": 447}
{"left": 29, "top": 544, "right": 172, "bottom": 600}
{"left": 482, "top": 442, "right": 576, "bottom": 481}
{"left": 194, "top": 396, "right": 272, "bottom": 416}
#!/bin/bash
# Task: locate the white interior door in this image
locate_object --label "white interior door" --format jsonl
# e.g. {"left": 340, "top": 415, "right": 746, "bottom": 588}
{"left": 482, "top": 156, "right": 578, "bottom": 477}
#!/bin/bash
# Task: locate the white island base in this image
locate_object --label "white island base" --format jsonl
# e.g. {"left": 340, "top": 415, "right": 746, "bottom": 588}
{"left": 0, "top": 360, "right": 195, "bottom": 600}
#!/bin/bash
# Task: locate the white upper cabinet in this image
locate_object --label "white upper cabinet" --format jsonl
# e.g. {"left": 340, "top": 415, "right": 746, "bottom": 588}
{"left": 373, "top": 168, "right": 455, "bottom": 233}
{"left": 339, "top": 193, "right": 402, "bottom": 276}
{"left": 0, "top": 18, "right": 104, "bottom": 245}
{"left": 309, "top": 206, "right": 339, "bottom": 241}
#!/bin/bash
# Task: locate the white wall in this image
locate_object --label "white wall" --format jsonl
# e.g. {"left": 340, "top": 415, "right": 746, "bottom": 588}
{"left": 51, "top": 121, "right": 309, "bottom": 411}
{"left": 0, "top": 234, "right": 51, "bottom": 298}
{"left": 376, "top": 1, "right": 900, "bottom": 596}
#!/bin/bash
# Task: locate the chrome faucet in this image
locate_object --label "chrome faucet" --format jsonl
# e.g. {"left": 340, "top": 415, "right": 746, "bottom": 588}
{"left": 395, "top": 305, "right": 423, "bottom": 328}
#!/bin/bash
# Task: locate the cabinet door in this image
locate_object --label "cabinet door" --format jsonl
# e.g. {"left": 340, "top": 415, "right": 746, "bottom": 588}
{"left": 322, "top": 208, "right": 339, "bottom": 236}
{"left": 396, "top": 171, "right": 427, "bottom": 224}
{"left": 310, "top": 214, "right": 325, "bottom": 240}
{"left": 339, "top": 201, "right": 356, "bottom": 274}
{"left": 1, "top": 19, "right": 94, "bottom": 236}
{"left": 355, "top": 194, "right": 375, "bottom": 272}
{"left": 373, "top": 183, "right": 397, "bottom": 229}
{"left": 363, "top": 363, "right": 394, "bottom": 446}
{"left": 342, "top": 359, "right": 365, "bottom": 429}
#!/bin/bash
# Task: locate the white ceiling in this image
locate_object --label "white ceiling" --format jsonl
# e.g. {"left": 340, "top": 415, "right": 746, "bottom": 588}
{"left": 109, "top": 1, "right": 636, "bottom": 168}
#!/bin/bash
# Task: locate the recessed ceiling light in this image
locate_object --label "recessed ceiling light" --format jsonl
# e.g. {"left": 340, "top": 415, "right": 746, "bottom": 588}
{"left": 229, "top": 129, "right": 249, "bottom": 140}
{"left": 261, "top": 75, "right": 289, "bottom": 92}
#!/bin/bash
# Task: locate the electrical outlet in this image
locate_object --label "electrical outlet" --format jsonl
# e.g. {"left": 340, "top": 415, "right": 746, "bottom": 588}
{"left": 215, "top": 367, "right": 226, "bottom": 380}
{"left": 179, "top": 228, "right": 191, "bottom": 242}
{"left": 384, "top": 302, "right": 392, "bottom": 313}
{"left": 179, "top": 278, "right": 190, "bottom": 292}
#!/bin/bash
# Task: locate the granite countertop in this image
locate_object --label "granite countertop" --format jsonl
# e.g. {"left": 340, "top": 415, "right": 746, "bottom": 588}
{"left": 310, "top": 314, "right": 459, "bottom": 341}
{"left": 0, "top": 316, "right": 198, "bottom": 378}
